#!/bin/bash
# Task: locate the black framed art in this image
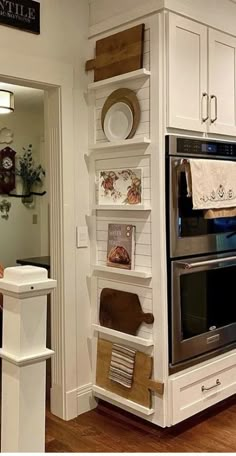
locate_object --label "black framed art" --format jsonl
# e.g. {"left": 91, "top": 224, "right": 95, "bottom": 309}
{"left": 0, "top": 0, "right": 40, "bottom": 34}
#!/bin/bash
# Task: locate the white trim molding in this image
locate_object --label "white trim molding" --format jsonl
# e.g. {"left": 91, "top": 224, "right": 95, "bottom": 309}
{"left": 66, "top": 383, "right": 97, "bottom": 415}
{"left": 0, "top": 349, "right": 54, "bottom": 367}
{"left": 47, "top": 86, "right": 78, "bottom": 421}
{"left": 77, "top": 383, "right": 97, "bottom": 416}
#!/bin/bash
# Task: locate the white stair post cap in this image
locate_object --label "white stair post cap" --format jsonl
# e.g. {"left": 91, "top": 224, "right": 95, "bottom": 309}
{"left": 0, "top": 266, "right": 56, "bottom": 296}
{"left": 4, "top": 265, "right": 48, "bottom": 283}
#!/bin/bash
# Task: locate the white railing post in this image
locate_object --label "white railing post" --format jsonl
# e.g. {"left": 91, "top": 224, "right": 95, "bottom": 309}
{"left": 0, "top": 265, "right": 56, "bottom": 453}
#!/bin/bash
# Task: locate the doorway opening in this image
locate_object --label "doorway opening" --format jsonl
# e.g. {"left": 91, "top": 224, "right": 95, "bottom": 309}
{"left": 0, "top": 82, "right": 48, "bottom": 267}
{"left": 0, "top": 80, "right": 53, "bottom": 406}
{"left": 0, "top": 57, "right": 77, "bottom": 421}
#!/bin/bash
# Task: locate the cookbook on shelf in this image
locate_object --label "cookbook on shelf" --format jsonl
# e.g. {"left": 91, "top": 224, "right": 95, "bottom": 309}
{"left": 107, "top": 223, "right": 136, "bottom": 270}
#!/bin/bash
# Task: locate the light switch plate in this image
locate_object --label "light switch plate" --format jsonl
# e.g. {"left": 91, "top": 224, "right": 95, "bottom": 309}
{"left": 76, "top": 226, "right": 88, "bottom": 248}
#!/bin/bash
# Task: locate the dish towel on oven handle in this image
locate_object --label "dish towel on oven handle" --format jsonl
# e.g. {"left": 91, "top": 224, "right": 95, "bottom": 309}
{"left": 109, "top": 343, "right": 136, "bottom": 388}
{"left": 204, "top": 207, "right": 236, "bottom": 219}
{"left": 188, "top": 158, "right": 236, "bottom": 210}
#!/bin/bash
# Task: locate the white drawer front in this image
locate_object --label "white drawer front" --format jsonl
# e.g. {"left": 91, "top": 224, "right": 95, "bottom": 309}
{"left": 169, "top": 352, "right": 236, "bottom": 425}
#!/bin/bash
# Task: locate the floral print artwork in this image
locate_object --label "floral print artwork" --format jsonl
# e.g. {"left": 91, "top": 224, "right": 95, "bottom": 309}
{"left": 98, "top": 168, "right": 142, "bottom": 205}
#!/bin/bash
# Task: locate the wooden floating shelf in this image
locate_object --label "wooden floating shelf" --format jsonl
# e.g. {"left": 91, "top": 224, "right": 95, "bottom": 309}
{"left": 89, "top": 137, "right": 151, "bottom": 152}
{"left": 93, "top": 205, "right": 151, "bottom": 211}
{"left": 88, "top": 68, "right": 151, "bottom": 90}
{"left": 93, "top": 265, "right": 152, "bottom": 279}
{"left": 92, "top": 324, "right": 154, "bottom": 347}
{"left": 92, "top": 385, "right": 155, "bottom": 416}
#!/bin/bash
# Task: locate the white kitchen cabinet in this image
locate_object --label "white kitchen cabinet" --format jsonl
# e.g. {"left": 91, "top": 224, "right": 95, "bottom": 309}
{"left": 209, "top": 29, "right": 236, "bottom": 136}
{"left": 167, "top": 14, "right": 208, "bottom": 132}
{"left": 169, "top": 351, "right": 236, "bottom": 425}
{"left": 167, "top": 13, "right": 236, "bottom": 136}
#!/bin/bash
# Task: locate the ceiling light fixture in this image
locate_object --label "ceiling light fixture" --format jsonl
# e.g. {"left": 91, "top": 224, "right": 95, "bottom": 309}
{"left": 0, "top": 90, "right": 14, "bottom": 114}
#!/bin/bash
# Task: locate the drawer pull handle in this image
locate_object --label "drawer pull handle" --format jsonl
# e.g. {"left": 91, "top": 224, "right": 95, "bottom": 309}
{"left": 201, "top": 92, "right": 209, "bottom": 122}
{"left": 210, "top": 94, "right": 218, "bottom": 123}
{"left": 201, "top": 379, "right": 221, "bottom": 392}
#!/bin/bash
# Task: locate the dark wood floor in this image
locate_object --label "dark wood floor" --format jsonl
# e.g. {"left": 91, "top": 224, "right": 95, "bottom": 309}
{"left": 46, "top": 396, "right": 236, "bottom": 452}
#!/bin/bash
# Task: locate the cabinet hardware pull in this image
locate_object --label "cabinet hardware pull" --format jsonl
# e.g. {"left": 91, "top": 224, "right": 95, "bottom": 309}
{"left": 211, "top": 94, "right": 218, "bottom": 123}
{"left": 201, "top": 379, "right": 221, "bottom": 392}
{"left": 201, "top": 92, "right": 209, "bottom": 122}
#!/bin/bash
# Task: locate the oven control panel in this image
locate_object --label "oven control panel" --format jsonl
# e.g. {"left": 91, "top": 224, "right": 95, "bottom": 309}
{"left": 176, "top": 137, "right": 236, "bottom": 157}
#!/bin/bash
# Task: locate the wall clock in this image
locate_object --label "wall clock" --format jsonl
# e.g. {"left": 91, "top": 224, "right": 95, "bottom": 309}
{"left": 0, "top": 147, "right": 16, "bottom": 194}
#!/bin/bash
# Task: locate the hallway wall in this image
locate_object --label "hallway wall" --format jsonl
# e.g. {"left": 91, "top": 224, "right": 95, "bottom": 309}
{"left": 0, "top": 110, "right": 45, "bottom": 267}
{"left": 0, "top": 0, "right": 86, "bottom": 64}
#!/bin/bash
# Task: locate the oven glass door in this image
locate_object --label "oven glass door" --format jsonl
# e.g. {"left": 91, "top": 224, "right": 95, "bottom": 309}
{"left": 169, "top": 157, "right": 236, "bottom": 257}
{"left": 171, "top": 254, "right": 236, "bottom": 365}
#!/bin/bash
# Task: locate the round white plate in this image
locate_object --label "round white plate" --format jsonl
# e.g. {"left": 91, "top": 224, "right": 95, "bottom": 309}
{"left": 103, "top": 102, "right": 133, "bottom": 142}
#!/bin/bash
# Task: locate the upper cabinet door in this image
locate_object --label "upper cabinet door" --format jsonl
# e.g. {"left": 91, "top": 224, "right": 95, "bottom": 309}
{"left": 167, "top": 14, "right": 208, "bottom": 132}
{"left": 209, "top": 29, "right": 236, "bottom": 136}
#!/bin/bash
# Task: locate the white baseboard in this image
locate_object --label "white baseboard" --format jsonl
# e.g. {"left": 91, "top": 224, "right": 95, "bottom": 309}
{"left": 50, "top": 383, "right": 97, "bottom": 421}
{"left": 65, "top": 387, "right": 79, "bottom": 420}
{"left": 77, "top": 383, "right": 97, "bottom": 416}
{"left": 50, "top": 384, "right": 64, "bottom": 419}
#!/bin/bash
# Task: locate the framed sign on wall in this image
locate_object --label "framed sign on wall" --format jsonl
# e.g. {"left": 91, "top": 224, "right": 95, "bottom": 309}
{"left": 0, "top": 0, "right": 40, "bottom": 34}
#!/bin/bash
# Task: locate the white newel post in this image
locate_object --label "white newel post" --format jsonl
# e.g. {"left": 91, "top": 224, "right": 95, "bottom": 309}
{"left": 0, "top": 266, "right": 57, "bottom": 453}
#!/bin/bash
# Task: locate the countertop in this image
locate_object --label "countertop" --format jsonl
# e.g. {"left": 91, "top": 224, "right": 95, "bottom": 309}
{"left": 16, "top": 256, "right": 50, "bottom": 271}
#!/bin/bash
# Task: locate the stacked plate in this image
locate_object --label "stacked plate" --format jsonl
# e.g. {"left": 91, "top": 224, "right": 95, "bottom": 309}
{"left": 101, "top": 89, "right": 141, "bottom": 142}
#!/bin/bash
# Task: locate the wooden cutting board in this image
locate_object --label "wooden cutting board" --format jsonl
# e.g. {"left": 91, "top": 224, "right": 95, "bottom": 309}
{"left": 96, "top": 338, "right": 164, "bottom": 408}
{"left": 99, "top": 288, "right": 154, "bottom": 335}
{"left": 85, "top": 24, "right": 145, "bottom": 82}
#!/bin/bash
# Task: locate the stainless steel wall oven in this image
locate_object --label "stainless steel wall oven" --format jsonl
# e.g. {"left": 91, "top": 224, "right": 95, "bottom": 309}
{"left": 166, "top": 136, "right": 236, "bottom": 372}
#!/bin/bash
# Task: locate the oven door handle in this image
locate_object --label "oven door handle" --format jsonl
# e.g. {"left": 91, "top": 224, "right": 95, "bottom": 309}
{"left": 177, "top": 256, "right": 236, "bottom": 270}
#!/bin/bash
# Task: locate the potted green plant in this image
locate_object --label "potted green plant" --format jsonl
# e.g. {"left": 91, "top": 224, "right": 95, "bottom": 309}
{"left": 16, "top": 144, "right": 45, "bottom": 206}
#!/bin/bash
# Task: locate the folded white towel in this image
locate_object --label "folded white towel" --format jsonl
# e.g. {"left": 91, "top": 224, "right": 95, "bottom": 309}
{"left": 189, "top": 159, "right": 236, "bottom": 210}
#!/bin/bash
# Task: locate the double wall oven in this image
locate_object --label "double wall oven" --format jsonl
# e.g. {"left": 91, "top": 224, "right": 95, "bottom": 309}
{"left": 166, "top": 136, "right": 236, "bottom": 372}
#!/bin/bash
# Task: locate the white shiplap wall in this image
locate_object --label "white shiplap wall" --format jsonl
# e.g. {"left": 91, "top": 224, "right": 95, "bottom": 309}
{"left": 89, "top": 19, "right": 155, "bottom": 399}
{"left": 95, "top": 28, "right": 150, "bottom": 143}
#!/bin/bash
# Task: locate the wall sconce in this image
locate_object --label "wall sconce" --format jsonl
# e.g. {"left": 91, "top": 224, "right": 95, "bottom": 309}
{"left": 0, "top": 90, "right": 14, "bottom": 114}
{"left": 0, "top": 199, "right": 11, "bottom": 219}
